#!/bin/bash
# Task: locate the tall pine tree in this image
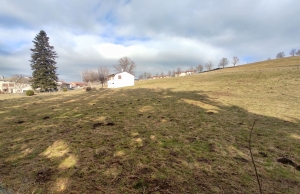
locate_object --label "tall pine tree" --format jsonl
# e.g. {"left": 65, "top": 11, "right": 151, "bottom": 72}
{"left": 30, "top": 30, "right": 58, "bottom": 90}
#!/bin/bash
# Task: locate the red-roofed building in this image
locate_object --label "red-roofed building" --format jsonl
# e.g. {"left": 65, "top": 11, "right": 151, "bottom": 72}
{"left": 70, "top": 82, "right": 87, "bottom": 88}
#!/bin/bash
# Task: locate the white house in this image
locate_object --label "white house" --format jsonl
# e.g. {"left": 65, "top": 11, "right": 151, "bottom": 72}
{"left": 0, "top": 76, "right": 33, "bottom": 94}
{"left": 107, "top": 71, "right": 134, "bottom": 88}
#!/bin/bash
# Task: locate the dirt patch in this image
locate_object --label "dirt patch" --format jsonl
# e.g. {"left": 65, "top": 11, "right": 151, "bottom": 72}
{"left": 42, "top": 116, "right": 50, "bottom": 120}
{"left": 209, "top": 143, "right": 217, "bottom": 152}
{"left": 16, "top": 120, "right": 24, "bottom": 124}
{"left": 106, "top": 122, "right": 115, "bottom": 126}
{"left": 277, "top": 157, "right": 296, "bottom": 166}
{"left": 186, "top": 137, "right": 196, "bottom": 142}
{"left": 197, "top": 157, "right": 211, "bottom": 163}
{"left": 136, "top": 167, "right": 153, "bottom": 175}
{"left": 93, "top": 122, "right": 105, "bottom": 129}
{"left": 35, "top": 168, "right": 55, "bottom": 184}
{"left": 259, "top": 152, "right": 268, "bottom": 157}
{"left": 277, "top": 157, "right": 299, "bottom": 171}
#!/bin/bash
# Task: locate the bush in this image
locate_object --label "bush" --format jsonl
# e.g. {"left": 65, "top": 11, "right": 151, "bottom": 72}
{"left": 26, "top": 90, "right": 34, "bottom": 96}
{"left": 86, "top": 87, "right": 92, "bottom": 91}
{"left": 63, "top": 88, "right": 67, "bottom": 92}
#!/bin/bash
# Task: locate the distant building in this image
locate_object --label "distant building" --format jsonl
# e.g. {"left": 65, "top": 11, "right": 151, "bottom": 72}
{"left": 107, "top": 71, "right": 134, "bottom": 88}
{"left": 0, "top": 76, "right": 33, "bottom": 94}
{"left": 175, "top": 70, "right": 196, "bottom": 77}
{"left": 70, "top": 82, "right": 87, "bottom": 88}
{"left": 57, "top": 80, "right": 71, "bottom": 89}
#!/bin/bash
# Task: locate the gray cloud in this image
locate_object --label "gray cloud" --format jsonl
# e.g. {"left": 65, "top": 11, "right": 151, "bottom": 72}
{"left": 0, "top": 0, "right": 300, "bottom": 81}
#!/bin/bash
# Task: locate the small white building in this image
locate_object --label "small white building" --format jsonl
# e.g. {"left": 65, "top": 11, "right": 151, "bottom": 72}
{"left": 175, "top": 70, "right": 196, "bottom": 77}
{"left": 107, "top": 71, "right": 134, "bottom": 88}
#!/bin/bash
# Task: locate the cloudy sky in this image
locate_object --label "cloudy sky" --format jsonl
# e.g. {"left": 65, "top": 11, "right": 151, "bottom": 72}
{"left": 1, "top": 0, "right": 300, "bottom": 82}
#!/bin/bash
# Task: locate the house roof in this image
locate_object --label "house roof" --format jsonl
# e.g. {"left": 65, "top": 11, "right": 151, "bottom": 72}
{"left": 0, "top": 76, "right": 31, "bottom": 84}
{"left": 108, "top": 71, "right": 134, "bottom": 77}
{"left": 70, "top": 82, "right": 87, "bottom": 86}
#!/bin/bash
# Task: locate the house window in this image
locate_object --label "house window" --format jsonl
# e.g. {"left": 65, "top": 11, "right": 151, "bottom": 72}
{"left": 9, "top": 84, "right": 14, "bottom": 87}
{"left": 118, "top": 75, "right": 122, "bottom": 79}
{"left": 3, "top": 84, "right": 8, "bottom": 87}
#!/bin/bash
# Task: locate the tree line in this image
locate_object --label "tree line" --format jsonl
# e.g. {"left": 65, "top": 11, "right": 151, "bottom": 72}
{"left": 274, "top": 49, "right": 300, "bottom": 59}
{"left": 138, "top": 56, "right": 240, "bottom": 80}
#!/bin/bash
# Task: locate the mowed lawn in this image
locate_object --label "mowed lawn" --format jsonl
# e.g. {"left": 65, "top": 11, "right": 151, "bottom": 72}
{"left": 0, "top": 57, "right": 300, "bottom": 193}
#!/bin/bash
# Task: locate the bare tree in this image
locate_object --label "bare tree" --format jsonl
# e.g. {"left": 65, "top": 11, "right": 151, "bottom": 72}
{"left": 172, "top": 69, "right": 176, "bottom": 77}
{"left": 11, "top": 74, "right": 27, "bottom": 93}
{"left": 196, "top": 64, "right": 204, "bottom": 73}
{"left": 142, "top": 72, "right": 146, "bottom": 79}
{"left": 97, "top": 66, "right": 109, "bottom": 88}
{"left": 296, "top": 49, "right": 300, "bottom": 56}
{"left": 138, "top": 74, "right": 143, "bottom": 80}
{"left": 146, "top": 72, "right": 152, "bottom": 79}
{"left": 290, "top": 49, "right": 296, "bottom": 56}
{"left": 232, "top": 56, "right": 239, "bottom": 67}
{"left": 168, "top": 70, "right": 172, "bottom": 77}
{"left": 81, "top": 69, "right": 98, "bottom": 83}
{"left": 219, "top": 58, "right": 228, "bottom": 68}
{"left": 11, "top": 74, "right": 24, "bottom": 78}
{"left": 276, "top": 52, "right": 285, "bottom": 58}
{"left": 113, "top": 56, "right": 136, "bottom": 75}
{"left": 160, "top": 71, "right": 164, "bottom": 77}
{"left": 205, "top": 61, "right": 213, "bottom": 71}
{"left": 176, "top": 67, "right": 181, "bottom": 73}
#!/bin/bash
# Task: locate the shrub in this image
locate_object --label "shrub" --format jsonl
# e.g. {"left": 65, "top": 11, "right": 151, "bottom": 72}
{"left": 86, "top": 87, "right": 92, "bottom": 91}
{"left": 26, "top": 90, "right": 34, "bottom": 96}
{"left": 63, "top": 88, "right": 67, "bottom": 92}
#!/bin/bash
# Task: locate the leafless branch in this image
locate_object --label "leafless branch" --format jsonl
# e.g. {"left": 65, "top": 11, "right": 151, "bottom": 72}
{"left": 205, "top": 61, "right": 213, "bottom": 71}
{"left": 232, "top": 56, "right": 239, "bottom": 67}
{"left": 196, "top": 64, "right": 204, "bottom": 73}
{"left": 249, "top": 120, "right": 263, "bottom": 194}
{"left": 290, "top": 49, "right": 296, "bottom": 56}
{"left": 97, "top": 66, "right": 109, "bottom": 88}
{"left": 276, "top": 52, "right": 285, "bottom": 59}
{"left": 113, "top": 56, "right": 136, "bottom": 75}
{"left": 219, "top": 58, "right": 228, "bottom": 68}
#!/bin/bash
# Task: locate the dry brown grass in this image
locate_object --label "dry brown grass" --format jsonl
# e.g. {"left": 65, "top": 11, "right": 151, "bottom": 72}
{"left": 0, "top": 57, "right": 300, "bottom": 193}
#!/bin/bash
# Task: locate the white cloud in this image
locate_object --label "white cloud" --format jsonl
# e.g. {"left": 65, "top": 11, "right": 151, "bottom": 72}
{"left": 1, "top": 0, "right": 300, "bottom": 81}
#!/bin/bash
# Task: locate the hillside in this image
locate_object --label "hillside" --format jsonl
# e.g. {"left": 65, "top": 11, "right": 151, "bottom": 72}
{"left": 0, "top": 57, "right": 300, "bottom": 193}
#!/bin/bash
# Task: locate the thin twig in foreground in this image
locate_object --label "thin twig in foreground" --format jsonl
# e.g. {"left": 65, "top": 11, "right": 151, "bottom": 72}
{"left": 249, "top": 120, "right": 263, "bottom": 194}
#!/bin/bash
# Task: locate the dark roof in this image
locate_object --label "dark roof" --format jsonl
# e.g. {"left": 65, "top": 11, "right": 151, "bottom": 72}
{"left": 0, "top": 76, "right": 31, "bottom": 84}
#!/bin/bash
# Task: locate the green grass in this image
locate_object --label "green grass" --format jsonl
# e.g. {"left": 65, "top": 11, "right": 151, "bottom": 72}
{"left": 0, "top": 57, "right": 300, "bottom": 193}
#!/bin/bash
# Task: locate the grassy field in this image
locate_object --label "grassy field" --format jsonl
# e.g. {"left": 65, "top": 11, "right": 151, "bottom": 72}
{"left": 0, "top": 57, "right": 300, "bottom": 193}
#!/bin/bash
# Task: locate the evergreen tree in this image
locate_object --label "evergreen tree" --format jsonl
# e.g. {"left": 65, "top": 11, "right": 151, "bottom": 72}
{"left": 30, "top": 30, "right": 58, "bottom": 90}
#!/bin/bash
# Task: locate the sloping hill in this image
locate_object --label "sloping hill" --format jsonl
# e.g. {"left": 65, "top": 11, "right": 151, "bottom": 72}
{"left": 0, "top": 57, "right": 299, "bottom": 193}
{"left": 217, "top": 56, "right": 300, "bottom": 72}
